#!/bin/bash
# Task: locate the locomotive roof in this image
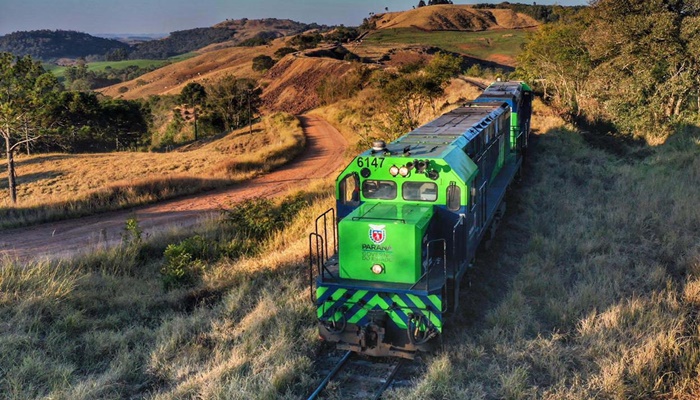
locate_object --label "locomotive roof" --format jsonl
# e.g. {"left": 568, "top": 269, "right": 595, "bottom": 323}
{"left": 481, "top": 81, "right": 528, "bottom": 98}
{"left": 479, "top": 82, "right": 531, "bottom": 98}
{"left": 366, "top": 101, "right": 508, "bottom": 160}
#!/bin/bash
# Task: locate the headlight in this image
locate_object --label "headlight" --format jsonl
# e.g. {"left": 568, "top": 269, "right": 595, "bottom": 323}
{"left": 389, "top": 165, "right": 399, "bottom": 176}
{"left": 371, "top": 264, "right": 384, "bottom": 274}
{"left": 399, "top": 166, "right": 410, "bottom": 177}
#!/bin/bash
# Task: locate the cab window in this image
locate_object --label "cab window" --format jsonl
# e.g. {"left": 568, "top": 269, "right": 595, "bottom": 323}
{"left": 402, "top": 182, "right": 438, "bottom": 202}
{"left": 339, "top": 173, "right": 360, "bottom": 206}
{"left": 362, "top": 180, "right": 397, "bottom": 200}
{"left": 447, "top": 183, "right": 461, "bottom": 211}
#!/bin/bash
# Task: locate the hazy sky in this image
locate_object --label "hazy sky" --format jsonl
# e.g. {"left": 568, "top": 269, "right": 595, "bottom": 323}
{"left": 0, "top": 0, "right": 589, "bottom": 35}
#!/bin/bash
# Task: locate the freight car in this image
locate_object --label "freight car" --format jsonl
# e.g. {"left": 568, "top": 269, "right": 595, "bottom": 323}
{"left": 309, "top": 81, "right": 533, "bottom": 358}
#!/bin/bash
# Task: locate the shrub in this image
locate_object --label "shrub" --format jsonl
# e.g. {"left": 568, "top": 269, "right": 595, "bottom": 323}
{"left": 123, "top": 216, "right": 142, "bottom": 245}
{"left": 274, "top": 47, "right": 297, "bottom": 59}
{"left": 252, "top": 55, "right": 275, "bottom": 72}
{"left": 161, "top": 237, "right": 208, "bottom": 290}
{"left": 223, "top": 195, "right": 308, "bottom": 239}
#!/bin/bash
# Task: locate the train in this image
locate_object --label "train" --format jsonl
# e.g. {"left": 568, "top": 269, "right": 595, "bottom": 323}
{"left": 309, "top": 81, "right": 533, "bottom": 359}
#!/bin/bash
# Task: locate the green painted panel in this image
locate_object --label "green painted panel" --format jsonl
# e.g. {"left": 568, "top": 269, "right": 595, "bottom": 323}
{"left": 339, "top": 204, "right": 433, "bottom": 283}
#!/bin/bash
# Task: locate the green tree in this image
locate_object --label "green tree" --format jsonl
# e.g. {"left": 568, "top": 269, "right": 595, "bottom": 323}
{"left": 517, "top": 20, "right": 592, "bottom": 116}
{"left": 0, "top": 53, "right": 62, "bottom": 203}
{"left": 179, "top": 82, "right": 207, "bottom": 140}
{"left": 518, "top": 1, "right": 700, "bottom": 140}
{"left": 582, "top": 0, "right": 700, "bottom": 137}
{"left": 381, "top": 73, "right": 444, "bottom": 136}
{"left": 274, "top": 47, "right": 298, "bottom": 59}
{"left": 425, "top": 52, "right": 462, "bottom": 83}
{"left": 206, "top": 75, "right": 262, "bottom": 132}
{"left": 252, "top": 55, "right": 276, "bottom": 72}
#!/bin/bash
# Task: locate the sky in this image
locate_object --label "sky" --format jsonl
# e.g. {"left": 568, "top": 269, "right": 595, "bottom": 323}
{"left": 0, "top": 0, "right": 589, "bottom": 36}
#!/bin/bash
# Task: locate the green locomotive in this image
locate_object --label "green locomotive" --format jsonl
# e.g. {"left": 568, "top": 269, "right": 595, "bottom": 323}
{"left": 309, "top": 81, "right": 533, "bottom": 358}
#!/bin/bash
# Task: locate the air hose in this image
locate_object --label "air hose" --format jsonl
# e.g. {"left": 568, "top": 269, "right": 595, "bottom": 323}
{"left": 407, "top": 314, "right": 436, "bottom": 345}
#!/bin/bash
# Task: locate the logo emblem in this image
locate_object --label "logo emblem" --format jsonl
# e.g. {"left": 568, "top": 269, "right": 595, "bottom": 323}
{"left": 369, "top": 224, "right": 386, "bottom": 245}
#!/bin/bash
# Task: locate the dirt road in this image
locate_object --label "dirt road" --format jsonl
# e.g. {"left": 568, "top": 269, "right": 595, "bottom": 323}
{"left": 0, "top": 115, "right": 348, "bottom": 261}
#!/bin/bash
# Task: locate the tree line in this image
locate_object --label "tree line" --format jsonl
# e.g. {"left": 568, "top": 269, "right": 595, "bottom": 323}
{"left": 1, "top": 52, "right": 266, "bottom": 203}
{"left": 0, "top": 53, "right": 150, "bottom": 202}
{"left": 517, "top": 0, "right": 700, "bottom": 141}
{"left": 157, "top": 77, "right": 262, "bottom": 147}
{"left": 0, "top": 30, "right": 129, "bottom": 61}
{"left": 63, "top": 62, "right": 163, "bottom": 90}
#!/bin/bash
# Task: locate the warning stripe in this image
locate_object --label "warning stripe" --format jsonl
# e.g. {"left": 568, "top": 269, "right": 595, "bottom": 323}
{"left": 317, "top": 286, "right": 443, "bottom": 331}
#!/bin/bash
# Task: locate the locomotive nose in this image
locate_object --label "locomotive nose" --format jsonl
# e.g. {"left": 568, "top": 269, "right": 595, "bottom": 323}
{"left": 338, "top": 202, "right": 433, "bottom": 284}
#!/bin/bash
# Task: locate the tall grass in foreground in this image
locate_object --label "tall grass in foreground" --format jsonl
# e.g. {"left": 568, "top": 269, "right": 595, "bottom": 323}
{"left": 0, "top": 113, "right": 304, "bottom": 229}
{"left": 0, "top": 182, "right": 334, "bottom": 399}
{"left": 386, "top": 116, "right": 700, "bottom": 398}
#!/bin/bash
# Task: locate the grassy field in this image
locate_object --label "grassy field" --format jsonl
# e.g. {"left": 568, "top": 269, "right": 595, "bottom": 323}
{"left": 0, "top": 185, "right": 334, "bottom": 399}
{"left": 45, "top": 53, "right": 195, "bottom": 78}
{"left": 0, "top": 113, "right": 304, "bottom": 229}
{"left": 387, "top": 104, "right": 700, "bottom": 399}
{"left": 363, "top": 28, "right": 530, "bottom": 65}
{"left": 4, "top": 102, "right": 700, "bottom": 398}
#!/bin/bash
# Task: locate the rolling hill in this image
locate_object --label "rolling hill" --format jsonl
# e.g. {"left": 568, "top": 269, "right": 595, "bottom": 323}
{"left": 1, "top": 19, "right": 321, "bottom": 62}
{"left": 99, "top": 37, "right": 287, "bottom": 99}
{"left": 101, "top": 7, "right": 538, "bottom": 101}
{"left": 0, "top": 30, "right": 129, "bottom": 61}
{"left": 370, "top": 5, "right": 539, "bottom": 31}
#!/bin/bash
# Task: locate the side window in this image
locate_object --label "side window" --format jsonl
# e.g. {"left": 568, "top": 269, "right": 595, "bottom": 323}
{"left": 339, "top": 173, "right": 360, "bottom": 206}
{"left": 447, "top": 183, "right": 461, "bottom": 211}
{"left": 469, "top": 181, "right": 477, "bottom": 211}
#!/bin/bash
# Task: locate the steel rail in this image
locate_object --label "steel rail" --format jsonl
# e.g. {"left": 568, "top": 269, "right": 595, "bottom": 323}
{"left": 372, "top": 358, "right": 406, "bottom": 400}
{"left": 307, "top": 351, "right": 352, "bottom": 400}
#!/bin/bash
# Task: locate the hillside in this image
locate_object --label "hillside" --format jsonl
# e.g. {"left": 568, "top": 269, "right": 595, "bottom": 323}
{"left": 262, "top": 55, "right": 358, "bottom": 114}
{"left": 370, "top": 5, "right": 539, "bottom": 31}
{"left": 129, "top": 19, "right": 317, "bottom": 59}
{"left": 99, "top": 38, "right": 287, "bottom": 99}
{"left": 1, "top": 19, "right": 320, "bottom": 62}
{"left": 0, "top": 30, "right": 129, "bottom": 61}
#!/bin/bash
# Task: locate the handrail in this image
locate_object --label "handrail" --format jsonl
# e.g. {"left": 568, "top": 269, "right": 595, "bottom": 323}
{"left": 452, "top": 214, "right": 465, "bottom": 282}
{"left": 351, "top": 216, "right": 406, "bottom": 223}
{"left": 315, "top": 208, "right": 336, "bottom": 263}
{"left": 309, "top": 208, "right": 338, "bottom": 303}
{"left": 308, "top": 233, "right": 322, "bottom": 302}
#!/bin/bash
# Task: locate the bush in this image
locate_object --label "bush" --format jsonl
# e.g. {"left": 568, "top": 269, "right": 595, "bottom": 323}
{"left": 274, "top": 47, "right": 298, "bottom": 59}
{"left": 252, "top": 55, "right": 276, "bottom": 72}
{"left": 223, "top": 195, "right": 308, "bottom": 239}
{"left": 161, "top": 237, "right": 208, "bottom": 290}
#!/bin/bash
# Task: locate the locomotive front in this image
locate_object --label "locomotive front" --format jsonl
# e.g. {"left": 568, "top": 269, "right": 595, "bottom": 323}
{"left": 309, "top": 84, "right": 530, "bottom": 358}
{"left": 310, "top": 139, "right": 476, "bottom": 358}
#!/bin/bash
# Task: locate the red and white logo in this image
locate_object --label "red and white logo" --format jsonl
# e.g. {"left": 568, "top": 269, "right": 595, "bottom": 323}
{"left": 369, "top": 224, "right": 386, "bottom": 245}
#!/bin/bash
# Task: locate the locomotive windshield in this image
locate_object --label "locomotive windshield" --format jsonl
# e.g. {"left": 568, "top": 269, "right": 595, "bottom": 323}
{"left": 362, "top": 180, "right": 397, "bottom": 200}
{"left": 402, "top": 182, "right": 437, "bottom": 202}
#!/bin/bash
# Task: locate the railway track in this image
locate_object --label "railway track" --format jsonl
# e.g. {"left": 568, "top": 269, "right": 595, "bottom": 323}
{"left": 308, "top": 351, "right": 422, "bottom": 399}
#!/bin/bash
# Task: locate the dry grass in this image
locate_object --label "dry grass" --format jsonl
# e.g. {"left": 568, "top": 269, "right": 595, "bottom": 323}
{"left": 0, "top": 181, "right": 336, "bottom": 399}
{"left": 0, "top": 113, "right": 304, "bottom": 228}
{"left": 384, "top": 115, "right": 700, "bottom": 399}
{"left": 98, "top": 37, "right": 289, "bottom": 100}
{"left": 371, "top": 6, "right": 539, "bottom": 31}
